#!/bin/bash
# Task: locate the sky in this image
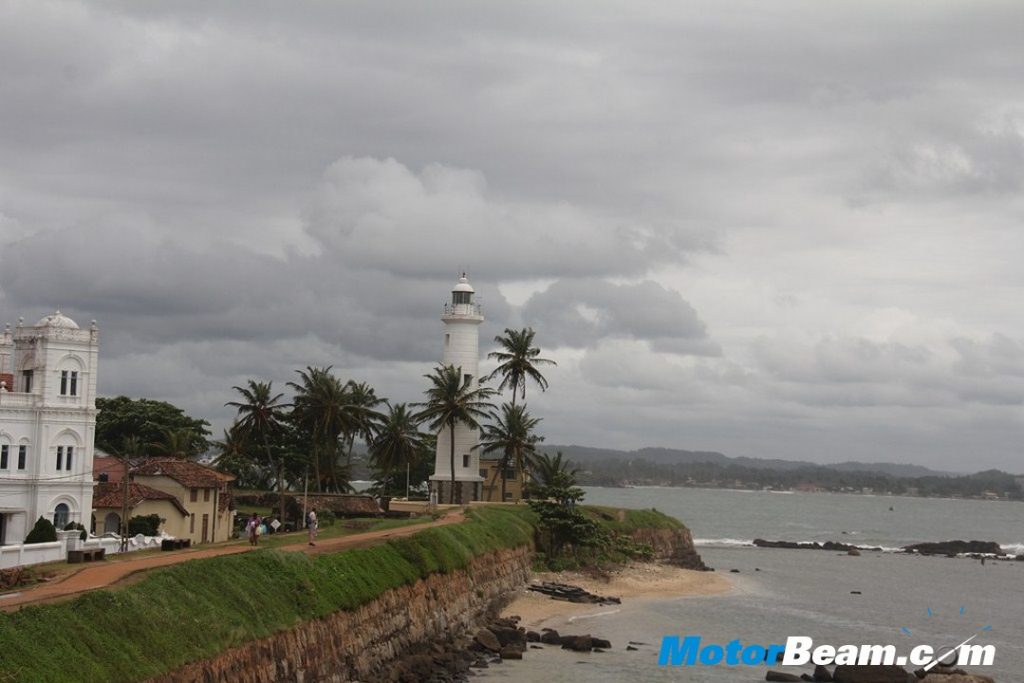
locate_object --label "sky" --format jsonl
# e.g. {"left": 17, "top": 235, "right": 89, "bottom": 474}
{"left": 1, "top": 1, "right": 1022, "bottom": 472}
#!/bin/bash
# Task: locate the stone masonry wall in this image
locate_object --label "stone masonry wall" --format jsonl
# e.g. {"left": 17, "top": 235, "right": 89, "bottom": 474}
{"left": 148, "top": 545, "right": 532, "bottom": 683}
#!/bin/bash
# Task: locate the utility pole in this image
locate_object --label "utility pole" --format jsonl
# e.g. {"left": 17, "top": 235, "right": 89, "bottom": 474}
{"left": 302, "top": 465, "right": 309, "bottom": 531}
{"left": 120, "top": 453, "right": 130, "bottom": 552}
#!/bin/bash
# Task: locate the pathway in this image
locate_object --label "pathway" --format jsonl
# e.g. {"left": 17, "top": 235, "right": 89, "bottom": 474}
{"left": 0, "top": 511, "right": 464, "bottom": 611}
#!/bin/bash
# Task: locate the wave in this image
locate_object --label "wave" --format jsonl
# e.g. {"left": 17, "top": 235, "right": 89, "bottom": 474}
{"left": 694, "top": 538, "right": 756, "bottom": 547}
{"left": 1000, "top": 543, "right": 1024, "bottom": 556}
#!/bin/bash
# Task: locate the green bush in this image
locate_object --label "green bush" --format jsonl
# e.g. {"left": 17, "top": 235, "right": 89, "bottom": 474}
{"left": 64, "top": 522, "right": 88, "bottom": 542}
{"left": 316, "top": 509, "right": 336, "bottom": 527}
{"left": 128, "top": 514, "right": 161, "bottom": 537}
{"left": 24, "top": 517, "right": 57, "bottom": 544}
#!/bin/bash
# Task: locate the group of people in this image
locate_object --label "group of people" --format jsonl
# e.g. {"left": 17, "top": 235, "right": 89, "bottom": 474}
{"left": 244, "top": 508, "right": 318, "bottom": 547}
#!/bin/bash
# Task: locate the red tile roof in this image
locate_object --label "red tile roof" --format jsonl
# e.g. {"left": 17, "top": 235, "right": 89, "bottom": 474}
{"left": 93, "top": 481, "right": 190, "bottom": 517}
{"left": 132, "top": 458, "right": 236, "bottom": 488}
{"left": 93, "top": 454, "right": 125, "bottom": 483}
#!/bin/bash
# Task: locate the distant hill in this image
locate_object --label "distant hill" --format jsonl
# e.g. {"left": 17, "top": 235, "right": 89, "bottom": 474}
{"left": 542, "top": 445, "right": 955, "bottom": 478}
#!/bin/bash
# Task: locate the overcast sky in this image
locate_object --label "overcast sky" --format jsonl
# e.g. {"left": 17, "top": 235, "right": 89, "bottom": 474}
{"left": 1, "top": 1, "right": 1022, "bottom": 471}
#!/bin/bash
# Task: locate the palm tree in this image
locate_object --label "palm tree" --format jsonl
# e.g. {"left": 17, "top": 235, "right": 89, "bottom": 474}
{"left": 149, "top": 427, "right": 198, "bottom": 459}
{"left": 369, "top": 403, "right": 426, "bottom": 498}
{"left": 414, "top": 364, "right": 495, "bottom": 504}
{"left": 531, "top": 451, "right": 579, "bottom": 492}
{"left": 342, "top": 380, "right": 386, "bottom": 469}
{"left": 483, "top": 328, "right": 556, "bottom": 405}
{"left": 226, "top": 380, "right": 290, "bottom": 521}
{"left": 288, "top": 366, "right": 349, "bottom": 492}
{"left": 212, "top": 422, "right": 270, "bottom": 490}
{"left": 479, "top": 402, "right": 543, "bottom": 502}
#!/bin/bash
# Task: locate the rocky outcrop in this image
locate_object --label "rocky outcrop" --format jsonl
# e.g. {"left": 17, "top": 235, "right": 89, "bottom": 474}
{"left": 832, "top": 665, "right": 915, "bottom": 682}
{"left": 630, "top": 526, "right": 707, "bottom": 570}
{"left": 753, "top": 539, "right": 881, "bottom": 553}
{"left": 149, "top": 546, "right": 531, "bottom": 683}
{"left": 903, "top": 540, "right": 1003, "bottom": 556}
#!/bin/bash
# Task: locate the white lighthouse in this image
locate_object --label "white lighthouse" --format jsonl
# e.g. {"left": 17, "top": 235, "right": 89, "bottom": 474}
{"left": 429, "top": 274, "right": 485, "bottom": 504}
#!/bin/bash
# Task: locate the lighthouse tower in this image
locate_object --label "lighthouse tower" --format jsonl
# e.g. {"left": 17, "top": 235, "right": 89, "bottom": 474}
{"left": 429, "top": 274, "right": 485, "bottom": 504}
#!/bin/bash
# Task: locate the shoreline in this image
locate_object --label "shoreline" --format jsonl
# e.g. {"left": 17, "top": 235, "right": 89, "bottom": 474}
{"left": 501, "top": 562, "right": 733, "bottom": 629}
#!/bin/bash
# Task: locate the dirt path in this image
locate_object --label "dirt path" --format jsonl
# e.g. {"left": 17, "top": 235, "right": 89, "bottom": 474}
{"left": 0, "top": 512, "right": 464, "bottom": 611}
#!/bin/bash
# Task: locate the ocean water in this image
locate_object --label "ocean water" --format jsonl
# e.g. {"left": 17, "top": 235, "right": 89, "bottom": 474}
{"left": 478, "top": 487, "right": 1024, "bottom": 682}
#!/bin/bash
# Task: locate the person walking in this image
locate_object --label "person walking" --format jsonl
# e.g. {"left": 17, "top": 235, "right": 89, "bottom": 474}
{"left": 246, "top": 512, "right": 261, "bottom": 547}
{"left": 307, "top": 507, "right": 318, "bottom": 546}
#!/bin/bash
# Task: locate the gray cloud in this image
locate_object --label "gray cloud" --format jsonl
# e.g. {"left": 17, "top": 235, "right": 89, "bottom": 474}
{"left": 1, "top": 1, "right": 1022, "bottom": 471}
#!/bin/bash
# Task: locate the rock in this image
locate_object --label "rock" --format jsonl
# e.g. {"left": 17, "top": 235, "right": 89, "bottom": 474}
{"left": 766, "top": 672, "right": 801, "bottom": 681}
{"left": 529, "top": 645, "right": 543, "bottom": 650}
{"left": 730, "top": 569, "right": 741, "bottom": 573}
{"left": 560, "top": 635, "right": 594, "bottom": 652}
{"left": 592, "top": 638, "right": 612, "bottom": 649}
{"left": 902, "top": 540, "right": 1003, "bottom": 556}
{"left": 593, "top": 648, "right": 606, "bottom": 653}
{"left": 833, "top": 665, "right": 915, "bottom": 682}
{"left": 491, "top": 626, "right": 524, "bottom": 647}
{"left": 526, "top": 630, "right": 540, "bottom": 642}
{"left": 474, "top": 629, "right": 501, "bottom": 653}
{"left": 626, "top": 645, "right": 639, "bottom": 651}
{"left": 921, "top": 676, "right": 994, "bottom": 683}
{"left": 850, "top": 590, "right": 862, "bottom": 595}
{"left": 499, "top": 646, "right": 523, "bottom": 660}
{"left": 802, "top": 675, "right": 815, "bottom": 682}
{"left": 540, "top": 630, "right": 562, "bottom": 645}
{"left": 848, "top": 548, "right": 861, "bottom": 556}
{"left": 813, "top": 664, "right": 834, "bottom": 681}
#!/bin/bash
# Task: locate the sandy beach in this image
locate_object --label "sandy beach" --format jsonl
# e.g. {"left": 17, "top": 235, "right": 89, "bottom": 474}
{"left": 501, "top": 562, "right": 733, "bottom": 629}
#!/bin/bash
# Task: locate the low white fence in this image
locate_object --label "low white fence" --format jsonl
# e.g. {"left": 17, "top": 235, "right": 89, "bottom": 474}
{"left": 0, "top": 530, "right": 168, "bottom": 569}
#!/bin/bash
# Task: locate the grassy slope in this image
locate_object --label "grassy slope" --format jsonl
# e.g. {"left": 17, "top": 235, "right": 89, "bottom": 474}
{"left": 0, "top": 507, "right": 535, "bottom": 683}
{"left": 583, "top": 505, "right": 685, "bottom": 532}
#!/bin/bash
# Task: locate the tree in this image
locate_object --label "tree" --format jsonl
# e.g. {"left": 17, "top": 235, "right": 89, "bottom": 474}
{"left": 529, "top": 451, "right": 580, "bottom": 502}
{"left": 24, "top": 516, "right": 57, "bottom": 544}
{"left": 226, "top": 380, "right": 290, "bottom": 521}
{"left": 288, "top": 368, "right": 372, "bottom": 491}
{"left": 479, "top": 403, "right": 543, "bottom": 501}
{"left": 149, "top": 427, "right": 202, "bottom": 459}
{"left": 96, "top": 396, "right": 211, "bottom": 457}
{"left": 341, "top": 380, "right": 386, "bottom": 469}
{"left": 369, "top": 403, "right": 427, "bottom": 498}
{"left": 212, "top": 422, "right": 272, "bottom": 490}
{"left": 483, "top": 328, "right": 556, "bottom": 406}
{"left": 415, "top": 364, "right": 495, "bottom": 504}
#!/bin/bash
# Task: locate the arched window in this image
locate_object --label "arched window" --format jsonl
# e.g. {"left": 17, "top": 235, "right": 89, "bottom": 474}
{"left": 103, "top": 512, "right": 121, "bottom": 535}
{"left": 53, "top": 503, "right": 70, "bottom": 529}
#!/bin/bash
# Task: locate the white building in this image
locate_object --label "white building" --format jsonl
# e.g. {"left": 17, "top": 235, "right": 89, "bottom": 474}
{"left": 429, "top": 275, "right": 485, "bottom": 504}
{"left": 0, "top": 311, "right": 99, "bottom": 545}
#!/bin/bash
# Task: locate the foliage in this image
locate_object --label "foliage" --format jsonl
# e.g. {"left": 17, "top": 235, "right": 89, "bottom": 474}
{"left": 63, "top": 522, "right": 88, "bottom": 542}
{"left": 316, "top": 509, "right": 336, "bottom": 527}
{"left": 483, "top": 327, "right": 556, "bottom": 405}
{"left": 0, "top": 507, "right": 535, "bottom": 683}
{"left": 128, "top": 514, "right": 162, "bottom": 537}
{"left": 95, "top": 396, "right": 211, "bottom": 457}
{"left": 226, "top": 380, "right": 291, "bottom": 521}
{"left": 524, "top": 450, "right": 578, "bottom": 500}
{"left": 368, "top": 403, "right": 429, "bottom": 497}
{"left": 414, "top": 364, "right": 496, "bottom": 504}
{"left": 24, "top": 517, "right": 57, "bottom": 544}
{"left": 479, "top": 403, "right": 543, "bottom": 501}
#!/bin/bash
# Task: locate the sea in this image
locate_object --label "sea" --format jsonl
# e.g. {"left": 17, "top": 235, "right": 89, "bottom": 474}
{"left": 478, "top": 486, "right": 1024, "bottom": 682}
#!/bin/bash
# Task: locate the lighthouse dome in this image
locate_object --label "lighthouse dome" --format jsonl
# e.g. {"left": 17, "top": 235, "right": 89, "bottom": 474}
{"left": 452, "top": 275, "right": 475, "bottom": 293}
{"left": 35, "top": 310, "right": 80, "bottom": 329}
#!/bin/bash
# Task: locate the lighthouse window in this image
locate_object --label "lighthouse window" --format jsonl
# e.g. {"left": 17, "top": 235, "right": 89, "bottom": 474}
{"left": 462, "top": 454, "right": 470, "bottom": 468}
{"left": 453, "top": 291, "right": 471, "bottom": 305}
{"left": 444, "top": 334, "right": 450, "bottom": 348}
{"left": 463, "top": 373, "right": 472, "bottom": 385}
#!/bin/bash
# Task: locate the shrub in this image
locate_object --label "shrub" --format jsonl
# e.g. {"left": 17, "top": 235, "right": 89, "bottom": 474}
{"left": 316, "top": 509, "right": 336, "bottom": 527}
{"left": 24, "top": 517, "right": 57, "bottom": 544}
{"left": 64, "top": 522, "right": 88, "bottom": 541}
{"left": 128, "top": 514, "right": 161, "bottom": 537}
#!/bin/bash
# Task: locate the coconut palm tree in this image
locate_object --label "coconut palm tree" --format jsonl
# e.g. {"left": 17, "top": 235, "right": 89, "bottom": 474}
{"left": 414, "top": 364, "right": 495, "bottom": 504}
{"left": 288, "top": 366, "right": 348, "bottom": 492}
{"left": 149, "top": 427, "right": 199, "bottom": 459}
{"left": 479, "top": 402, "right": 543, "bottom": 501}
{"left": 342, "top": 380, "right": 386, "bottom": 469}
{"left": 483, "top": 328, "right": 556, "bottom": 405}
{"left": 531, "top": 451, "right": 579, "bottom": 491}
{"left": 369, "top": 403, "right": 426, "bottom": 498}
{"left": 212, "top": 422, "right": 270, "bottom": 490}
{"left": 226, "top": 380, "right": 290, "bottom": 520}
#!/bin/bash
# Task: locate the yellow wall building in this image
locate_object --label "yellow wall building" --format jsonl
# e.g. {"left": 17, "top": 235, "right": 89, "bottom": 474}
{"left": 479, "top": 459, "right": 529, "bottom": 502}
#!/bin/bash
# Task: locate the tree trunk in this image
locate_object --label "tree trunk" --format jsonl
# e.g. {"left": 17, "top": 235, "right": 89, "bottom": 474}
{"left": 448, "top": 420, "right": 456, "bottom": 504}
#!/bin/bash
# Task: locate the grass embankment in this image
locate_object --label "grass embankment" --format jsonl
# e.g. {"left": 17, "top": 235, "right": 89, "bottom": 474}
{"left": 0, "top": 507, "right": 535, "bottom": 683}
{"left": 583, "top": 506, "right": 684, "bottom": 533}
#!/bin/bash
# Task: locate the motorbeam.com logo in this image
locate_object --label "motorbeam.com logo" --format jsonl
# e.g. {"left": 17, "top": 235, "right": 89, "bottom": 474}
{"left": 658, "top": 634, "right": 995, "bottom": 670}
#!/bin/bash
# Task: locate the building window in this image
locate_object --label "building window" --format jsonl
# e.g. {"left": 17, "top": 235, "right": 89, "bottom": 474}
{"left": 453, "top": 291, "right": 471, "bottom": 305}
{"left": 53, "top": 503, "right": 69, "bottom": 529}
{"left": 56, "top": 446, "right": 63, "bottom": 471}
{"left": 479, "top": 468, "right": 488, "bottom": 479}
{"left": 504, "top": 467, "right": 517, "bottom": 480}
{"left": 22, "top": 370, "right": 32, "bottom": 393}
{"left": 60, "top": 370, "right": 79, "bottom": 396}
{"left": 203, "top": 488, "right": 210, "bottom": 502}
{"left": 462, "top": 454, "right": 470, "bottom": 468}
{"left": 444, "top": 333, "right": 450, "bottom": 348}
{"left": 190, "top": 488, "right": 198, "bottom": 503}
{"left": 66, "top": 446, "right": 73, "bottom": 471}
{"left": 189, "top": 514, "right": 195, "bottom": 534}
{"left": 0, "top": 445, "right": 7, "bottom": 470}
{"left": 17, "top": 445, "right": 27, "bottom": 470}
